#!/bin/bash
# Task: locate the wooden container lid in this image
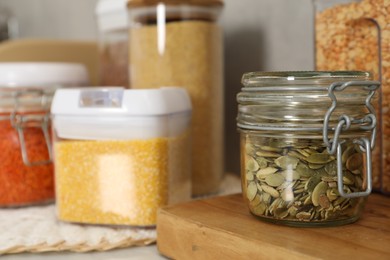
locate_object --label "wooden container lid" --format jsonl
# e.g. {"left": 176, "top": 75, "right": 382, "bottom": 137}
{"left": 127, "top": 0, "right": 224, "bottom": 8}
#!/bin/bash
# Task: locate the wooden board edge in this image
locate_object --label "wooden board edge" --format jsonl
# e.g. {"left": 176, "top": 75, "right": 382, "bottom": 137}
{"left": 156, "top": 206, "right": 319, "bottom": 260}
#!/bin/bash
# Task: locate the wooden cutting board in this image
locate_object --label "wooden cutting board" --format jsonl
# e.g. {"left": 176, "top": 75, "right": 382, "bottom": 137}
{"left": 157, "top": 193, "right": 390, "bottom": 260}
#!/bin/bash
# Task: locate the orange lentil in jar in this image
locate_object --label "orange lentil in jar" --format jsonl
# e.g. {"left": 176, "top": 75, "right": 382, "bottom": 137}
{"left": 0, "top": 62, "right": 89, "bottom": 206}
{"left": 0, "top": 116, "right": 54, "bottom": 206}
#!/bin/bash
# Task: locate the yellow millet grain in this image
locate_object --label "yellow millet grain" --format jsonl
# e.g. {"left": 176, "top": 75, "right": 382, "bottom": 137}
{"left": 316, "top": 0, "right": 390, "bottom": 192}
{"left": 129, "top": 20, "right": 224, "bottom": 196}
{"left": 55, "top": 134, "right": 190, "bottom": 226}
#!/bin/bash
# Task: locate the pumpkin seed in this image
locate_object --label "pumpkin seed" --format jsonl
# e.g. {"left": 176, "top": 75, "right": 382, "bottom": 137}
{"left": 312, "top": 181, "right": 328, "bottom": 206}
{"left": 275, "top": 156, "right": 299, "bottom": 170}
{"left": 308, "top": 163, "right": 325, "bottom": 170}
{"left": 246, "top": 172, "right": 254, "bottom": 181}
{"left": 265, "top": 174, "right": 285, "bottom": 187}
{"left": 333, "top": 196, "right": 346, "bottom": 207}
{"left": 297, "top": 149, "right": 311, "bottom": 157}
{"left": 306, "top": 153, "right": 333, "bottom": 164}
{"left": 250, "top": 194, "right": 262, "bottom": 207}
{"left": 256, "top": 167, "right": 278, "bottom": 179}
{"left": 288, "top": 151, "right": 307, "bottom": 161}
{"left": 305, "top": 175, "right": 322, "bottom": 192}
{"left": 256, "top": 150, "right": 280, "bottom": 158}
{"left": 268, "top": 198, "right": 281, "bottom": 213}
{"left": 261, "top": 184, "right": 280, "bottom": 198}
{"left": 324, "top": 161, "right": 337, "bottom": 176}
{"left": 246, "top": 156, "right": 259, "bottom": 172}
{"left": 304, "top": 195, "right": 312, "bottom": 205}
{"left": 274, "top": 207, "right": 289, "bottom": 219}
{"left": 256, "top": 157, "right": 268, "bottom": 169}
{"left": 252, "top": 202, "right": 266, "bottom": 215}
{"left": 296, "top": 212, "right": 311, "bottom": 220}
{"left": 315, "top": 168, "right": 328, "bottom": 176}
{"left": 343, "top": 171, "right": 355, "bottom": 185}
{"left": 246, "top": 182, "right": 258, "bottom": 201}
{"left": 304, "top": 148, "right": 318, "bottom": 155}
{"left": 260, "top": 146, "right": 283, "bottom": 152}
{"left": 321, "top": 176, "right": 337, "bottom": 182}
{"left": 262, "top": 192, "right": 272, "bottom": 204}
{"left": 288, "top": 206, "right": 298, "bottom": 217}
{"left": 296, "top": 163, "right": 315, "bottom": 178}
{"left": 327, "top": 188, "right": 339, "bottom": 201}
{"left": 243, "top": 141, "right": 366, "bottom": 223}
{"left": 246, "top": 143, "right": 255, "bottom": 155}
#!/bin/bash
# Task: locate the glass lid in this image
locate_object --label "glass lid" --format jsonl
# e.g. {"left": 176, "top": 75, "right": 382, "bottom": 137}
{"left": 241, "top": 71, "right": 371, "bottom": 89}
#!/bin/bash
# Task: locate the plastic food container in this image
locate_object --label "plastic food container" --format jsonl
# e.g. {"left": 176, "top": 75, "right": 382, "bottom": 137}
{"left": 96, "top": 0, "right": 128, "bottom": 87}
{"left": 237, "top": 71, "right": 380, "bottom": 227}
{"left": 52, "top": 87, "right": 192, "bottom": 226}
{"left": 128, "top": 0, "right": 224, "bottom": 196}
{"left": 314, "top": 0, "right": 389, "bottom": 194}
{"left": 0, "top": 62, "right": 89, "bottom": 207}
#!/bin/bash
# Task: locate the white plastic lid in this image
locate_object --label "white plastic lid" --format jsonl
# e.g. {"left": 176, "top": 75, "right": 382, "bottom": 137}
{"left": 95, "top": 0, "right": 128, "bottom": 32}
{"left": 51, "top": 87, "right": 192, "bottom": 140}
{"left": 52, "top": 87, "right": 191, "bottom": 116}
{"left": 0, "top": 62, "right": 89, "bottom": 88}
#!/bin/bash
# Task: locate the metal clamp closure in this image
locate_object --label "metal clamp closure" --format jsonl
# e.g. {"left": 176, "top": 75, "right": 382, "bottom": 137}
{"left": 323, "top": 80, "right": 380, "bottom": 198}
{"left": 9, "top": 89, "right": 53, "bottom": 166}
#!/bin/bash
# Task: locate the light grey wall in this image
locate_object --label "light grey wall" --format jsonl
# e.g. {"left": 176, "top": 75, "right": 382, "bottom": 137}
{"left": 0, "top": 0, "right": 315, "bottom": 174}
{"left": 222, "top": 0, "right": 314, "bottom": 174}
{"left": 0, "top": 0, "right": 98, "bottom": 40}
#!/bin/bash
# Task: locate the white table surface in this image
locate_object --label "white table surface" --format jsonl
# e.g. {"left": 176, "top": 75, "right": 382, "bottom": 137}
{"left": 1, "top": 245, "right": 166, "bottom": 260}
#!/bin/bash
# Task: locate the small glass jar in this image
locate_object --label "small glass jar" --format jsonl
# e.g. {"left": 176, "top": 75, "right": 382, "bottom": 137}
{"left": 237, "top": 71, "right": 380, "bottom": 227}
{"left": 314, "top": 0, "right": 389, "bottom": 194}
{"left": 128, "top": 0, "right": 224, "bottom": 196}
{"left": 52, "top": 87, "right": 192, "bottom": 226}
{"left": 0, "top": 62, "right": 89, "bottom": 207}
{"left": 96, "top": 0, "right": 129, "bottom": 87}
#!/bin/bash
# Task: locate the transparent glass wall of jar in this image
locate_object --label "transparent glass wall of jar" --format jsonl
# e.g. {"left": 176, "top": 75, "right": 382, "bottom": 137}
{"left": 0, "top": 62, "right": 89, "bottom": 207}
{"left": 237, "top": 71, "right": 380, "bottom": 227}
{"left": 128, "top": 0, "right": 224, "bottom": 196}
{"left": 314, "top": 0, "right": 390, "bottom": 194}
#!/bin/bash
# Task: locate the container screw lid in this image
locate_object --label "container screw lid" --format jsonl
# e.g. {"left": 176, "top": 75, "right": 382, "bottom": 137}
{"left": 0, "top": 62, "right": 89, "bottom": 88}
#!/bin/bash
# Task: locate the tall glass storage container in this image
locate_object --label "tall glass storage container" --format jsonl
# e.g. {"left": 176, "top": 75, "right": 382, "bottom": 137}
{"left": 128, "top": 0, "right": 225, "bottom": 196}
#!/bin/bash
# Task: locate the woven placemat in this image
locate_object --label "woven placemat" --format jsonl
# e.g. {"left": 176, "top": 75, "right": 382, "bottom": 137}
{"left": 0, "top": 174, "right": 241, "bottom": 255}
